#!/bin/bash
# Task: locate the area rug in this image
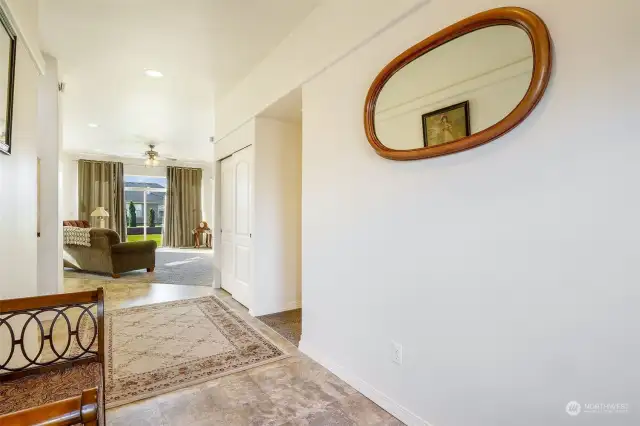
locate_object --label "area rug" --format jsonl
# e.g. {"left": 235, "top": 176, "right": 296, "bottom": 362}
{"left": 257, "top": 309, "right": 302, "bottom": 347}
{"left": 103, "top": 296, "right": 288, "bottom": 408}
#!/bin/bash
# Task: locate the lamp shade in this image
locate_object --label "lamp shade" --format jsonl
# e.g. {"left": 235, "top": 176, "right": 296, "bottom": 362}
{"left": 91, "top": 207, "right": 110, "bottom": 217}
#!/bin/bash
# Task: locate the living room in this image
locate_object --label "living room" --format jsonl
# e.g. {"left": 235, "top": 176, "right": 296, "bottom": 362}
{"left": 60, "top": 151, "right": 216, "bottom": 286}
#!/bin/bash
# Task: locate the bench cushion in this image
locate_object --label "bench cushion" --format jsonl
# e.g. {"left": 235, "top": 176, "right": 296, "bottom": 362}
{"left": 0, "top": 362, "right": 103, "bottom": 420}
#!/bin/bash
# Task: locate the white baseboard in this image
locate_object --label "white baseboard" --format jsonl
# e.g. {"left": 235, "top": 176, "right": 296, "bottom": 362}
{"left": 298, "top": 339, "right": 432, "bottom": 426}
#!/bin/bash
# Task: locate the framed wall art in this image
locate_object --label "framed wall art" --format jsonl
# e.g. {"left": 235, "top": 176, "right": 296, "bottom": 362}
{"left": 422, "top": 101, "right": 470, "bottom": 148}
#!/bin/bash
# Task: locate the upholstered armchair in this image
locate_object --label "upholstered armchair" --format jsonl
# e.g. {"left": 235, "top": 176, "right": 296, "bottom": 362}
{"left": 63, "top": 220, "right": 157, "bottom": 278}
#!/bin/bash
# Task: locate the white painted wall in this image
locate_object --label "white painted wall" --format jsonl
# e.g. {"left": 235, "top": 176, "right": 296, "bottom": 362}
{"left": 215, "top": 0, "right": 431, "bottom": 140}
{"left": 0, "top": 0, "right": 44, "bottom": 73}
{"left": 60, "top": 153, "right": 214, "bottom": 224}
{"left": 0, "top": 0, "right": 42, "bottom": 300}
{"left": 214, "top": 117, "right": 255, "bottom": 161}
{"left": 375, "top": 25, "right": 533, "bottom": 149}
{"left": 213, "top": 117, "right": 301, "bottom": 315}
{"left": 218, "top": 0, "right": 640, "bottom": 425}
{"left": 60, "top": 152, "right": 78, "bottom": 220}
{"left": 252, "top": 117, "right": 302, "bottom": 316}
{"left": 37, "top": 54, "right": 63, "bottom": 295}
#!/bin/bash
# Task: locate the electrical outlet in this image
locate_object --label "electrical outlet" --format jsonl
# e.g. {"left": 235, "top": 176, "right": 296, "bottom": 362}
{"left": 392, "top": 341, "right": 403, "bottom": 365}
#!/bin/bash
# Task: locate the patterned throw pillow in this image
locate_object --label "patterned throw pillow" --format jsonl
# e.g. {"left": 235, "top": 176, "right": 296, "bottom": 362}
{"left": 63, "top": 226, "right": 92, "bottom": 247}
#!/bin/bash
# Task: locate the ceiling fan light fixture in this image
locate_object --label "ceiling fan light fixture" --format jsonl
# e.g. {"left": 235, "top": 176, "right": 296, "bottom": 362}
{"left": 144, "top": 144, "right": 161, "bottom": 167}
{"left": 144, "top": 157, "right": 160, "bottom": 167}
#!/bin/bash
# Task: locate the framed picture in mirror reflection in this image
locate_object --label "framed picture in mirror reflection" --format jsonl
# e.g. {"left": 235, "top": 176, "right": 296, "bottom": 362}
{"left": 422, "top": 101, "right": 470, "bottom": 147}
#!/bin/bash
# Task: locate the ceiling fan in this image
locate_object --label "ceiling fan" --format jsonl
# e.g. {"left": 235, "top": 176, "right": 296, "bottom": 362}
{"left": 143, "top": 144, "right": 176, "bottom": 166}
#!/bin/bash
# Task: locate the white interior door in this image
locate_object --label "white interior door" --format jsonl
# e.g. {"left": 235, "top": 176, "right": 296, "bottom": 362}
{"left": 220, "top": 146, "right": 253, "bottom": 308}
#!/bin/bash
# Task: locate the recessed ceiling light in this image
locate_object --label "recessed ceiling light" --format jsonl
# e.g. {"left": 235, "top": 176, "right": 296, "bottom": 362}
{"left": 88, "top": 123, "right": 99, "bottom": 128}
{"left": 144, "top": 69, "right": 163, "bottom": 78}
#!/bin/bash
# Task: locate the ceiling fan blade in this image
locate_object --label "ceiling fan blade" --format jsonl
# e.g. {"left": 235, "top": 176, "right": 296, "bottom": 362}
{"left": 155, "top": 153, "right": 178, "bottom": 161}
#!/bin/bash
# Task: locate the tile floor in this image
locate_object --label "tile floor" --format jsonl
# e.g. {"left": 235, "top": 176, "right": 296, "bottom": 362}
{"left": 64, "top": 277, "right": 403, "bottom": 425}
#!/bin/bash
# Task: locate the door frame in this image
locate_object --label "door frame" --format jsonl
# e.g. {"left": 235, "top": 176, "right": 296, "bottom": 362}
{"left": 219, "top": 154, "right": 236, "bottom": 296}
{"left": 214, "top": 145, "right": 254, "bottom": 309}
{"left": 124, "top": 182, "right": 167, "bottom": 245}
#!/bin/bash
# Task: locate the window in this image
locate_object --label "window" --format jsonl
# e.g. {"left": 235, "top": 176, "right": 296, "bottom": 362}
{"left": 125, "top": 176, "right": 167, "bottom": 246}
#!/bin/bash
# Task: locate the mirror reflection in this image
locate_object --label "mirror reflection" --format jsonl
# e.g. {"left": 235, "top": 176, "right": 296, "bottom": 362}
{"left": 374, "top": 25, "right": 533, "bottom": 150}
{"left": 0, "top": 24, "right": 11, "bottom": 152}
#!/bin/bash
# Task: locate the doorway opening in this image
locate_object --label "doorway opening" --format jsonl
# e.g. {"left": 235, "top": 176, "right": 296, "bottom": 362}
{"left": 122, "top": 174, "right": 213, "bottom": 287}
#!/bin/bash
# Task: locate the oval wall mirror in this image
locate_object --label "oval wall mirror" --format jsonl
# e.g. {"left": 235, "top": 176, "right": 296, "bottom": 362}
{"left": 364, "top": 7, "right": 552, "bottom": 160}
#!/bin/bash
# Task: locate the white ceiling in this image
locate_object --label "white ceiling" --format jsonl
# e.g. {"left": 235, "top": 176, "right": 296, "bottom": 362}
{"left": 39, "top": 0, "right": 321, "bottom": 161}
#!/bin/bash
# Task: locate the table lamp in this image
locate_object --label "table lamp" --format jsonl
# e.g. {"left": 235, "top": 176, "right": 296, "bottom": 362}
{"left": 91, "top": 207, "right": 110, "bottom": 228}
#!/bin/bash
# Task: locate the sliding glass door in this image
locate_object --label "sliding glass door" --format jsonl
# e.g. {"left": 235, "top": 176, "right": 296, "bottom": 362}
{"left": 124, "top": 176, "right": 167, "bottom": 246}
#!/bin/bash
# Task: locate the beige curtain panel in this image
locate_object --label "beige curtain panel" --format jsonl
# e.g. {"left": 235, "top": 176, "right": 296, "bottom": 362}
{"left": 77, "top": 160, "right": 126, "bottom": 238}
{"left": 165, "top": 166, "right": 203, "bottom": 247}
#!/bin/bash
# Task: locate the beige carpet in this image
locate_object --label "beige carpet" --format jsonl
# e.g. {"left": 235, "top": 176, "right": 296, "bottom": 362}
{"left": 103, "top": 296, "right": 288, "bottom": 408}
{"left": 65, "top": 248, "right": 214, "bottom": 286}
{"left": 257, "top": 309, "right": 302, "bottom": 347}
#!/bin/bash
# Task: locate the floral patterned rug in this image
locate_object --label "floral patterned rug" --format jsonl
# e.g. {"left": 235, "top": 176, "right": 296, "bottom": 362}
{"left": 104, "top": 296, "right": 288, "bottom": 408}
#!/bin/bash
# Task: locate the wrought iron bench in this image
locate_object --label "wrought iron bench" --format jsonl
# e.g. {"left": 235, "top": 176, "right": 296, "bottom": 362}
{"left": 0, "top": 289, "right": 105, "bottom": 425}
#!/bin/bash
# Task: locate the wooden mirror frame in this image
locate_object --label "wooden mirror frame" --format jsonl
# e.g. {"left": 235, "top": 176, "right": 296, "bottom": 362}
{"left": 364, "top": 7, "right": 552, "bottom": 161}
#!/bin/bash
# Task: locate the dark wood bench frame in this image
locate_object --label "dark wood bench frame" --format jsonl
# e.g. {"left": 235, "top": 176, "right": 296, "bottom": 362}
{"left": 0, "top": 289, "right": 105, "bottom": 425}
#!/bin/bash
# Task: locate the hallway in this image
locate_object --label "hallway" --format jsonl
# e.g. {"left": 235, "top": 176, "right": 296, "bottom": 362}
{"left": 64, "top": 277, "right": 402, "bottom": 425}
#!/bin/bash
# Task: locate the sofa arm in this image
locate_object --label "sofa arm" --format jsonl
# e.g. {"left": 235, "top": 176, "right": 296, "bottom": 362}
{"left": 112, "top": 240, "right": 157, "bottom": 254}
{"left": 89, "top": 228, "right": 121, "bottom": 250}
